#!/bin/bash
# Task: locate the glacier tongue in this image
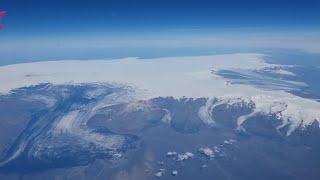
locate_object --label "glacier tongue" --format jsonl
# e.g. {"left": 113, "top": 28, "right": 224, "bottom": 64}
{"left": 198, "top": 98, "right": 217, "bottom": 126}
{"left": 234, "top": 94, "right": 320, "bottom": 135}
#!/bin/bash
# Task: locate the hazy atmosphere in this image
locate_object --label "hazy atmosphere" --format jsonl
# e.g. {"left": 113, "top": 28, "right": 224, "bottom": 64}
{"left": 1, "top": 1, "right": 320, "bottom": 180}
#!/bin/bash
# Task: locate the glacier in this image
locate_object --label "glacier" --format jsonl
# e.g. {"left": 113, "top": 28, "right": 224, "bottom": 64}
{"left": 0, "top": 53, "right": 319, "bottom": 136}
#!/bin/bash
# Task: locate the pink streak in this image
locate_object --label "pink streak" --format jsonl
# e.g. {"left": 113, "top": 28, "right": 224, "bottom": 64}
{"left": 0, "top": 11, "right": 6, "bottom": 31}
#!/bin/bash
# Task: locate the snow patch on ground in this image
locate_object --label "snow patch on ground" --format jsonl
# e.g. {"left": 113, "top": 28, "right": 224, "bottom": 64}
{"left": 177, "top": 152, "right": 194, "bottom": 161}
{"left": 199, "top": 147, "right": 215, "bottom": 158}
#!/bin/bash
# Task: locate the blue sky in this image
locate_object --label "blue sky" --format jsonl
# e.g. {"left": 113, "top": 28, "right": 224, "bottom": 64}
{"left": 0, "top": 0, "right": 320, "bottom": 65}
